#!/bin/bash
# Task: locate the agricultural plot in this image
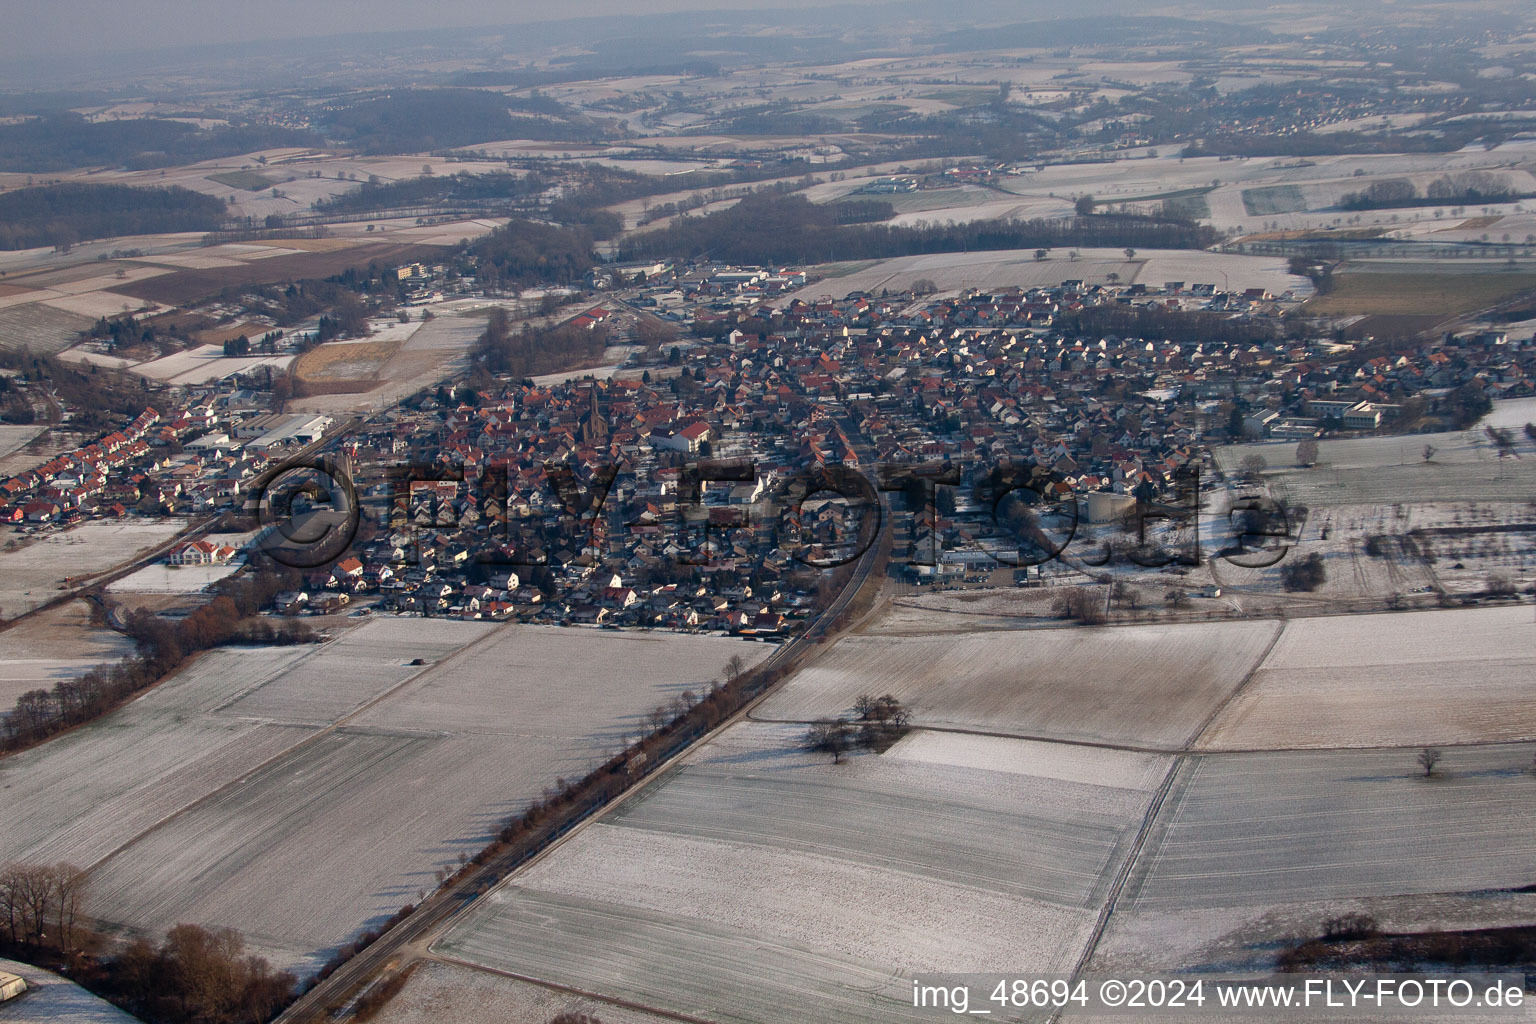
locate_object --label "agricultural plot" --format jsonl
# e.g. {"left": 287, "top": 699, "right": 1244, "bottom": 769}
{"left": 369, "top": 961, "right": 673, "bottom": 1024}
{"left": 292, "top": 338, "right": 403, "bottom": 388}
{"left": 1123, "top": 744, "right": 1536, "bottom": 912}
{"left": 289, "top": 313, "right": 484, "bottom": 415}
{"left": 105, "top": 561, "right": 243, "bottom": 594}
{"left": 436, "top": 723, "right": 1165, "bottom": 1024}
{"left": 1197, "top": 605, "right": 1536, "bottom": 750}
{"left": 1215, "top": 422, "right": 1536, "bottom": 505}
{"left": 1305, "top": 271, "right": 1536, "bottom": 317}
{"left": 0, "top": 600, "right": 132, "bottom": 708}
{"left": 0, "top": 302, "right": 94, "bottom": 354}
{"left": 1240, "top": 185, "right": 1308, "bottom": 216}
{"left": 782, "top": 248, "right": 1306, "bottom": 302}
{"left": 130, "top": 343, "right": 294, "bottom": 385}
{"left": 3, "top": 617, "right": 763, "bottom": 970}
{"left": 215, "top": 618, "right": 490, "bottom": 726}
{"left": 0, "top": 518, "right": 186, "bottom": 619}
{"left": 0, "top": 424, "right": 43, "bottom": 459}
{"left": 755, "top": 619, "right": 1280, "bottom": 748}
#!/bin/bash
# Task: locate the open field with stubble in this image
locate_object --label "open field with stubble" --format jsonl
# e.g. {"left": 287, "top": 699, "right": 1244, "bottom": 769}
{"left": 435, "top": 722, "right": 1167, "bottom": 1024}
{"left": 1, "top": 618, "right": 764, "bottom": 970}
{"left": 754, "top": 619, "right": 1279, "bottom": 748}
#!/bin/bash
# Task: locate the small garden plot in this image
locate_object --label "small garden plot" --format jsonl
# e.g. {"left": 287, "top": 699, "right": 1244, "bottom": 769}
{"left": 1123, "top": 744, "right": 1536, "bottom": 912}
{"left": 436, "top": 722, "right": 1160, "bottom": 1024}
{"left": 1197, "top": 605, "right": 1536, "bottom": 750}
{"left": 756, "top": 619, "right": 1280, "bottom": 748}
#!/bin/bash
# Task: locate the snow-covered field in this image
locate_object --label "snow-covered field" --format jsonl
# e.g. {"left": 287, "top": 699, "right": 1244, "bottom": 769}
{"left": 0, "top": 424, "right": 43, "bottom": 458}
{"left": 0, "top": 600, "right": 132, "bottom": 707}
{"left": 1197, "top": 606, "right": 1536, "bottom": 749}
{"left": 782, "top": 248, "right": 1308, "bottom": 303}
{"left": 0, "top": 519, "right": 186, "bottom": 618}
{"left": 3, "top": 618, "right": 766, "bottom": 971}
{"left": 436, "top": 722, "right": 1164, "bottom": 1024}
{"left": 1216, "top": 420, "right": 1536, "bottom": 506}
{"left": 370, "top": 961, "right": 673, "bottom": 1024}
{"left": 0, "top": 957, "right": 139, "bottom": 1022}
{"left": 755, "top": 619, "right": 1280, "bottom": 748}
{"left": 1124, "top": 744, "right": 1536, "bottom": 911}
{"left": 131, "top": 343, "right": 294, "bottom": 385}
{"left": 105, "top": 561, "right": 243, "bottom": 593}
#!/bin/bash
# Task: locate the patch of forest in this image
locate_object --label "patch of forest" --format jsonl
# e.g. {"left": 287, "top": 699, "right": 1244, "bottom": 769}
{"left": 320, "top": 89, "right": 593, "bottom": 154}
{"left": 0, "top": 182, "right": 227, "bottom": 250}
{"left": 617, "top": 193, "right": 1217, "bottom": 265}
{"left": 0, "top": 112, "right": 317, "bottom": 172}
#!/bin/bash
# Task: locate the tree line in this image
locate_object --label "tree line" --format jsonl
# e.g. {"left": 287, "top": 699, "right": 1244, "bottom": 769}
{"left": 1340, "top": 171, "right": 1518, "bottom": 211}
{"left": 618, "top": 193, "right": 1217, "bottom": 266}
{"left": 313, "top": 170, "right": 550, "bottom": 217}
{"left": 0, "top": 113, "right": 316, "bottom": 173}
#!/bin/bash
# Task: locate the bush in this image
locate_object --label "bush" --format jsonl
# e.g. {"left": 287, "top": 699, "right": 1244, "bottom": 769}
{"left": 1322, "top": 913, "right": 1379, "bottom": 941}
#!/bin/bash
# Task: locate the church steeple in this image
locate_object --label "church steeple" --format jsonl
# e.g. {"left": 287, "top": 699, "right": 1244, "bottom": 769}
{"left": 579, "top": 384, "right": 608, "bottom": 445}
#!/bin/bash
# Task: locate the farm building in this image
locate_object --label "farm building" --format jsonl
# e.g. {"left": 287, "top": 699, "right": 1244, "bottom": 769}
{"left": 1, "top": 970, "right": 25, "bottom": 1002}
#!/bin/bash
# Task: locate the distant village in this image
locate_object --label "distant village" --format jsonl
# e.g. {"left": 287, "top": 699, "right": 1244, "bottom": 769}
{"left": 4, "top": 261, "right": 1534, "bottom": 629}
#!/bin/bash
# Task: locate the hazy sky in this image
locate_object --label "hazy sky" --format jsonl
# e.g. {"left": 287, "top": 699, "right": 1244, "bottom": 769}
{"left": 0, "top": 0, "right": 830, "bottom": 62}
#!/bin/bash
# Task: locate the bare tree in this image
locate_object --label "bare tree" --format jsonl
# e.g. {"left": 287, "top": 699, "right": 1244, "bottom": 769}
{"left": 51, "top": 862, "right": 88, "bottom": 953}
{"left": 1295, "top": 439, "right": 1319, "bottom": 467}
{"left": 1417, "top": 747, "right": 1443, "bottom": 777}
{"left": 1422, "top": 444, "right": 1437, "bottom": 463}
{"left": 724, "top": 653, "right": 746, "bottom": 683}
{"left": 805, "top": 719, "right": 855, "bottom": 763}
{"left": 1239, "top": 453, "right": 1268, "bottom": 477}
